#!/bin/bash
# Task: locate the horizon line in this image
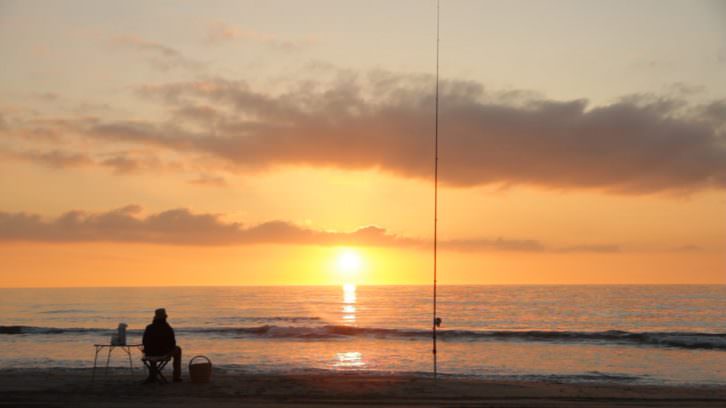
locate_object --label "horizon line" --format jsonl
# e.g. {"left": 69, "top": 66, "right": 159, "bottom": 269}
{"left": 0, "top": 283, "right": 723, "bottom": 290}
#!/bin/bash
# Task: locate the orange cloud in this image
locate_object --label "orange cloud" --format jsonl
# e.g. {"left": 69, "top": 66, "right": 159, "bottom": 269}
{"left": 0, "top": 205, "right": 662, "bottom": 254}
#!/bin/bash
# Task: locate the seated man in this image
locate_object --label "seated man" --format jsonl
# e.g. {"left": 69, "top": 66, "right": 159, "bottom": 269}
{"left": 142, "top": 308, "right": 182, "bottom": 382}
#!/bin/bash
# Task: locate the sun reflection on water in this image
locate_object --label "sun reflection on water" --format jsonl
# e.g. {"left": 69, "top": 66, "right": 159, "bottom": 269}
{"left": 342, "top": 283, "right": 356, "bottom": 304}
{"left": 334, "top": 284, "right": 365, "bottom": 369}
{"left": 342, "top": 283, "right": 357, "bottom": 323}
{"left": 334, "top": 351, "right": 365, "bottom": 368}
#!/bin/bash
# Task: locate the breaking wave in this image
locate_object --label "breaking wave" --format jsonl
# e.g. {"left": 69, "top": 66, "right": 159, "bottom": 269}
{"left": 2, "top": 325, "right": 725, "bottom": 351}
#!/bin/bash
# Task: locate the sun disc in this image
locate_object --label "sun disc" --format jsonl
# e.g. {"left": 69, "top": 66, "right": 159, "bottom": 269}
{"left": 337, "top": 249, "right": 362, "bottom": 276}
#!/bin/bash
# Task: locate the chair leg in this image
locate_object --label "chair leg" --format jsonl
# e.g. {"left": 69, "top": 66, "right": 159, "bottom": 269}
{"left": 143, "top": 361, "right": 158, "bottom": 384}
{"left": 143, "top": 360, "right": 170, "bottom": 384}
{"left": 157, "top": 360, "right": 169, "bottom": 383}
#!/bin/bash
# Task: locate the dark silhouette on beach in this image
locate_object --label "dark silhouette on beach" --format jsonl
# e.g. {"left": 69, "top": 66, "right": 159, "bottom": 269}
{"left": 142, "top": 308, "right": 182, "bottom": 382}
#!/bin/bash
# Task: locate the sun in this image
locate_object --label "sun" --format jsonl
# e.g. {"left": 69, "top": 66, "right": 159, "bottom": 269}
{"left": 337, "top": 248, "right": 362, "bottom": 278}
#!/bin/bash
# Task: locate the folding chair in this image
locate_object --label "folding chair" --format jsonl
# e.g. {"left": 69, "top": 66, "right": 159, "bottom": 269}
{"left": 141, "top": 354, "right": 172, "bottom": 384}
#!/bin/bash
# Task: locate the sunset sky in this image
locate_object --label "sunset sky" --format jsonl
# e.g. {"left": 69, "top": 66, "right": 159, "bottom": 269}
{"left": 1, "top": 0, "right": 725, "bottom": 287}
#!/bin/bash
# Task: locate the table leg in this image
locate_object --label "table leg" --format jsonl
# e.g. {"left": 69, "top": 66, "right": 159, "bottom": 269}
{"left": 105, "top": 346, "right": 114, "bottom": 375}
{"left": 92, "top": 346, "right": 101, "bottom": 382}
{"left": 126, "top": 347, "right": 133, "bottom": 373}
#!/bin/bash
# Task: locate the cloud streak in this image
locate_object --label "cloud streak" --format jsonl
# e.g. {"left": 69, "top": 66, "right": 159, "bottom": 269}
{"left": 113, "top": 35, "right": 202, "bottom": 72}
{"left": 0, "top": 148, "right": 93, "bottom": 169}
{"left": 188, "top": 174, "right": 228, "bottom": 187}
{"left": 0, "top": 146, "right": 181, "bottom": 175}
{"left": 206, "top": 21, "right": 317, "bottom": 50}
{"left": 0, "top": 206, "right": 623, "bottom": 253}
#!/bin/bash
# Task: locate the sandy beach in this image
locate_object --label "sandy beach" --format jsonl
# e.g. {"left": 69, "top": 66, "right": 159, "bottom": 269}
{"left": 1, "top": 368, "right": 724, "bottom": 407}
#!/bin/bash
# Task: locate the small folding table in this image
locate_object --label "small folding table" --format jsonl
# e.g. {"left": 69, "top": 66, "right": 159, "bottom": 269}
{"left": 92, "top": 344, "right": 143, "bottom": 382}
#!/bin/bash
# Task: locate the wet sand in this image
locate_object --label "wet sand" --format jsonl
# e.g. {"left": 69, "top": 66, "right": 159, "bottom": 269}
{"left": 0, "top": 368, "right": 724, "bottom": 407}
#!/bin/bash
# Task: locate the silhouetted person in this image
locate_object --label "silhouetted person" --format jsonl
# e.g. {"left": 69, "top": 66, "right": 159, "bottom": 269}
{"left": 142, "top": 308, "right": 182, "bottom": 382}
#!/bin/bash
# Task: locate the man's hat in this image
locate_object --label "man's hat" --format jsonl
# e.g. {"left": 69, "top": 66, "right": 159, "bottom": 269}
{"left": 154, "top": 308, "right": 167, "bottom": 320}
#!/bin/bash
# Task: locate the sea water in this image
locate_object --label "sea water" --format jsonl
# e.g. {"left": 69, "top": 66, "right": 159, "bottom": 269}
{"left": 1, "top": 285, "right": 724, "bottom": 385}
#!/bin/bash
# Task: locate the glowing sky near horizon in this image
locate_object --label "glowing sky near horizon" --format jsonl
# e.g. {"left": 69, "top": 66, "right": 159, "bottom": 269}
{"left": 0, "top": 0, "right": 724, "bottom": 286}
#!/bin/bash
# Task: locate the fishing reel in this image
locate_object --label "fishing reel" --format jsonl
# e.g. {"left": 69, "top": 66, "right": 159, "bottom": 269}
{"left": 434, "top": 317, "right": 443, "bottom": 328}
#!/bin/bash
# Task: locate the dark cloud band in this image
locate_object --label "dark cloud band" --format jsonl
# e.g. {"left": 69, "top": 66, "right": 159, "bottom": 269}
{"left": 96, "top": 75, "right": 726, "bottom": 193}
{"left": 3, "top": 72, "right": 725, "bottom": 194}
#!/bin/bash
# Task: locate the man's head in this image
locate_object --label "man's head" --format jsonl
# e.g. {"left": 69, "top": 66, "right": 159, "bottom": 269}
{"left": 154, "top": 308, "right": 167, "bottom": 321}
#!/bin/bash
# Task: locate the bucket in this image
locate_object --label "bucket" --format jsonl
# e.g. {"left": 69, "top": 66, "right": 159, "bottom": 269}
{"left": 189, "top": 355, "right": 212, "bottom": 384}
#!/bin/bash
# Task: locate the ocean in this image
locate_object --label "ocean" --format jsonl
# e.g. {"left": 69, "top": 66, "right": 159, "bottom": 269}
{"left": 1, "top": 285, "right": 724, "bottom": 385}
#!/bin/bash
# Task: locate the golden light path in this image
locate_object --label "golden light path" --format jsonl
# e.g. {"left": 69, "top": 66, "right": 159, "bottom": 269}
{"left": 335, "top": 248, "right": 364, "bottom": 369}
{"left": 342, "top": 283, "right": 357, "bottom": 323}
{"left": 335, "top": 283, "right": 364, "bottom": 369}
{"left": 337, "top": 248, "right": 361, "bottom": 323}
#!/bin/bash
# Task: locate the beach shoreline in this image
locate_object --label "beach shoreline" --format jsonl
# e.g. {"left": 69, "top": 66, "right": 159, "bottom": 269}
{"left": 1, "top": 368, "right": 724, "bottom": 407}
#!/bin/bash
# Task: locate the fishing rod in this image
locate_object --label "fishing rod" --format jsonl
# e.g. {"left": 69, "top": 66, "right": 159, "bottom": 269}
{"left": 432, "top": 0, "right": 441, "bottom": 380}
